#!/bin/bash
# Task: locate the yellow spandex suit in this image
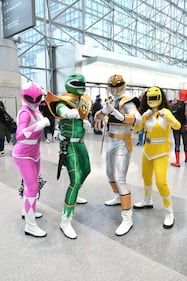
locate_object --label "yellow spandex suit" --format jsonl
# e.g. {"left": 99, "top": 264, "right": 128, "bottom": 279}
{"left": 134, "top": 87, "right": 181, "bottom": 229}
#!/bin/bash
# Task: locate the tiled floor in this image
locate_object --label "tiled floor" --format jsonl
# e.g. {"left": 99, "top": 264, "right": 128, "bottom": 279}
{"left": 0, "top": 130, "right": 187, "bottom": 281}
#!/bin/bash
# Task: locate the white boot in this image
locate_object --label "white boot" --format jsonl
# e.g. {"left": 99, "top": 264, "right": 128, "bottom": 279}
{"left": 163, "top": 206, "right": 175, "bottom": 229}
{"left": 24, "top": 197, "right": 46, "bottom": 237}
{"left": 133, "top": 186, "right": 153, "bottom": 209}
{"left": 115, "top": 209, "right": 133, "bottom": 236}
{"left": 133, "top": 197, "right": 153, "bottom": 209}
{"left": 21, "top": 209, "right": 42, "bottom": 219}
{"left": 76, "top": 196, "right": 87, "bottom": 204}
{"left": 60, "top": 214, "right": 77, "bottom": 239}
{"left": 24, "top": 210, "right": 47, "bottom": 238}
{"left": 105, "top": 192, "right": 120, "bottom": 206}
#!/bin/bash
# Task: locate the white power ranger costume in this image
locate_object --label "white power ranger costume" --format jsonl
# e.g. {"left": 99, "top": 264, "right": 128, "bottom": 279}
{"left": 96, "top": 74, "right": 141, "bottom": 236}
{"left": 133, "top": 87, "right": 181, "bottom": 229}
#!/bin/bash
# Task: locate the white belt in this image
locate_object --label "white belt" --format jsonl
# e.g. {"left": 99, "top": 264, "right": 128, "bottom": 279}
{"left": 145, "top": 138, "right": 165, "bottom": 144}
{"left": 59, "top": 135, "right": 84, "bottom": 143}
{"left": 70, "top": 138, "right": 84, "bottom": 143}
{"left": 20, "top": 139, "right": 39, "bottom": 145}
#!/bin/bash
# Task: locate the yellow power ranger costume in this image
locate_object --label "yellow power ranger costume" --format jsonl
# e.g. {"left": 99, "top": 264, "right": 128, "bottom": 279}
{"left": 135, "top": 108, "right": 180, "bottom": 160}
{"left": 133, "top": 87, "right": 181, "bottom": 229}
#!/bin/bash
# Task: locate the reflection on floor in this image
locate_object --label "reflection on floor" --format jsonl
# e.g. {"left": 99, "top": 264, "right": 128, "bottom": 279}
{"left": 0, "top": 130, "right": 187, "bottom": 281}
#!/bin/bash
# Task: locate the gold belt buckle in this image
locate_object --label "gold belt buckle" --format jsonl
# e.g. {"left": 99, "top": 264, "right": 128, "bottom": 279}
{"left": 145, "top": 138, "right": 151, "bottom": 143}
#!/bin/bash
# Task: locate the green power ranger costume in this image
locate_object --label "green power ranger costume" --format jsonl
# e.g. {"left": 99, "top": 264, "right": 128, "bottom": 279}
{"left": 46, "top": 74, "right": 91, "bottom": 239}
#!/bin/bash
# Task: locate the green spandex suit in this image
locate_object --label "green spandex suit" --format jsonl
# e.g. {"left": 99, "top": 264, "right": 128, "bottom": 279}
{"left": 57, "top": 110, "right": 91, "bottom": 216}
{"left": 46, "top": 74, "right": 91, "bottom": 218}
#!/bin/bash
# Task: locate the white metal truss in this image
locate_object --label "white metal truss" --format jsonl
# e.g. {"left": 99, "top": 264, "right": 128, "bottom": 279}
{"left": 14, "top": 0, "right": 187, "bottom": 90}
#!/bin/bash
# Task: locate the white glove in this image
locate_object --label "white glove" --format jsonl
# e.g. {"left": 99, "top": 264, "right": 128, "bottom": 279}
{"left": 83, "top": 120, "right": 91, "bottom": 130}
{"left": 158, "top": 109, "right": 173, "bottom": 123}
{"left": 158, "top": 109, "right": 165, "bottom": 117}
{"left": 60, "top": 108, "right": 80, "bottom": 119}
{"left": 142, "top": 109, "right": 153, "bottom": 121}
{"left": 102, "top": 103, "right": 113, "bottom": 115}
{"left": 34, "top": 117, "right": 50, "bottom": 132}
{"left": 143, "top": 109, "right": 153, "bottom": 117}
{"left": 112, "top": 108, "right": 124, "bottom": 121}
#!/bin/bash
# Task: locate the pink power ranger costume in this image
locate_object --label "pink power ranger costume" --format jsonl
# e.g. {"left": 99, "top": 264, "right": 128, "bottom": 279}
{"left": 12, "top": 82, "right": 50, "bottom": 238}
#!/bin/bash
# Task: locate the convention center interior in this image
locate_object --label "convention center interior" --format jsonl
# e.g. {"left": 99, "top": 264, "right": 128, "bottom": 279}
{"left": 0, "top": 1, "right": 187, "bottom": 281}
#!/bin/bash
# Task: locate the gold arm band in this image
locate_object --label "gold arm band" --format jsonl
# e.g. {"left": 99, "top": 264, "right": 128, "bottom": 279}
{"left": 95, "top": 109, "right": 104, "bottom": 119}
{"left": 120, "top": 193, "right": 131, "bottom": 210}
{"left": 123, "top": 114, "right": 135, "bottom": 125}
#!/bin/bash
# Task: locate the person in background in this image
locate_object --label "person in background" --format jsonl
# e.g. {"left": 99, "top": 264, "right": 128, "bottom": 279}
{"left": 136, "top": 128, "right": 145, "bottom": 146}
{"left": 133, "top": 87, "right": 181, "bottom": 229}
{"left": 96, "top": 74, "right": 141, "bottom": 236}
{"left": 12, "top": 81, "right": 50, "bottom": 238}
{"left": 136, "top": 91, "right": 147, "bottom": 146}
{"left": 39, "top": 96, "right": 55, "bottom": 143}
{"left": 0, "top": 101, "right": 15, "bottom": 156}
{"left": 92, "top": 95, "right": 103, "bottom": 134}
{"left": 170, "top": 89, "right": 187, "bottom": 167}
{"left": 46, "top": 73, "right": 91, "bottom": 239}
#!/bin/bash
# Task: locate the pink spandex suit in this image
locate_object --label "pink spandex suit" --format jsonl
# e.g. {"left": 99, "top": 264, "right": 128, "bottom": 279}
{"left": 12, "top": 82, "right": 49, "bottom": 237}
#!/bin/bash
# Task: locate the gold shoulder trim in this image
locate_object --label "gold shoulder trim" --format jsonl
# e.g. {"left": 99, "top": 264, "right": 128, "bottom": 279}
{"left": 46, "top": 91, "right": 77, "bottom": 119}
{"left": 119, "top": 96, "right": 140, "bottom": 111}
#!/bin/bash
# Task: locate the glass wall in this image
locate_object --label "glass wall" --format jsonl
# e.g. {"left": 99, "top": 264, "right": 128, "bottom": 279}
{"left": 11, "top": 0, "right": 187, "bottom": 90}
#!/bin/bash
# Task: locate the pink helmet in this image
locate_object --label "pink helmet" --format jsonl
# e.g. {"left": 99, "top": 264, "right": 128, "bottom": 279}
{"left": 21, "top": 81, "right": 43, "bottom": 105}
{"left": 179, "top": 89, "right": 187, "bottom": 101}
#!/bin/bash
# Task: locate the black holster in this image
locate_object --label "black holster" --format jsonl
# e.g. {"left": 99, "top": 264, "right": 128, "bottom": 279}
{"left": 57, "top": 137, "right": 70, "bottom": 180}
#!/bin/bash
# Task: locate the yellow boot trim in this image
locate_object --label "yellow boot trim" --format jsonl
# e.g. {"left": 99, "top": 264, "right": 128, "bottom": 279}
{"left": 163, "top": 195, "right": 172, "bottom": 208}
{"left": 120, "top": 193, "right": 131, "bottom": 210}
{"left": 109, "top": 182, "right": 118, "bottom": 193}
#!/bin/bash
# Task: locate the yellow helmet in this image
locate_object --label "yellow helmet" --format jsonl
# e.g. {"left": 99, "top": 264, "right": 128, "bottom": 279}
{"left": 147, "top": 87, "right": 162, "bottom": 108}
{"left": 108, "top": 74, "right": 126, "bottom": 97}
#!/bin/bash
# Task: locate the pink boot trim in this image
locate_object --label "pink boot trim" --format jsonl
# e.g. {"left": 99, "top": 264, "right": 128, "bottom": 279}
{"left": 24, "top": 197, "right": 36, "bottom": 213}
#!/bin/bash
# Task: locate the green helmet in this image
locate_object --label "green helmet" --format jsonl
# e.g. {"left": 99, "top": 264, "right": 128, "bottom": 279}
{"left": 65, "top": 73, "right": 86, "bottom": 96}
